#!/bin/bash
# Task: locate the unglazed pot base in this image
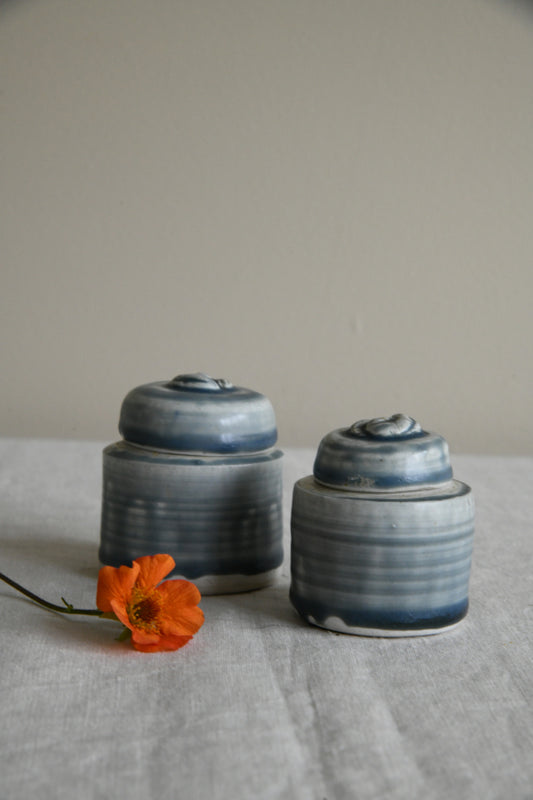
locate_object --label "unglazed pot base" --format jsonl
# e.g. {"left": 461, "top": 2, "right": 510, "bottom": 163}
{"left": 170, "top": 568, "right": 281, "bottom": 595}
{"left": 306, "top": 614, "right": 465, "bottom": 638}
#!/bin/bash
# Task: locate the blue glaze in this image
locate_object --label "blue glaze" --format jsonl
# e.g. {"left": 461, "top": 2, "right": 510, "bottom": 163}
{"left": 119, "top": 374, "right": 277, "bottom": 454}
{"left": 100, "top": 540, "right": 283, "bottom": 580}
{"left": 99, "top": 438, "right": 283, "bottom": 583}
{"left": 300, "top": 480, "right": 471, "bottom": 505}
{"left": 313, "top": 463, "right": 452, "bottom": 490}
{"left": 289, "top": 589, "right": 468, "bottom": 631}
{"left": 121, "top": 427, "right": 277, "bottom": 454}
{"left": 104, "top": 441, "right": 283, "bottom": 467}
{"left": 313, "top": 415, "right": 453, "bottom": 490}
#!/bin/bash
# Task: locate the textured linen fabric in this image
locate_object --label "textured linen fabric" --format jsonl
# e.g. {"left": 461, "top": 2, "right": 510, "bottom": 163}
{"left": 0, "top": 439, "right": 532, "bottom": 800}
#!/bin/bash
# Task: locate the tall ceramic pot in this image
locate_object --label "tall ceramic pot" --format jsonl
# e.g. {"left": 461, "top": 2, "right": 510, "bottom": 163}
{"left": 99, "top": 372, "right": 283, "bottom": 594}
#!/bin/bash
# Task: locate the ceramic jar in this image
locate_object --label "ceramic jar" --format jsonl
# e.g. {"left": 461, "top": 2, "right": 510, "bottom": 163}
{"left": 290, "top": 414, "right": 474, "bottom": 636}
{"left": 99, "top": 372, "right": 283, "bottom": 594}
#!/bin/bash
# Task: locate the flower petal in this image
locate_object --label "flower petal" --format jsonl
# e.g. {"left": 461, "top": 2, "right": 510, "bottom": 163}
{"left": 129, "top": 625, "right": 193, "bottom": 652}
{"left": 156, "top": 580, "right": 204, "bottom": 636}
{"left": 110, "top": 598, "right": 134, "bottom": 631}
{"left": 133, "top": 554, "right": 176, "bottom": 591}
{"left": 132, "top": 632, "right": 193, "bottom": 653}
{"left": 96, "top": 562, "right": 140, "bottom": 613}
{"left": 130, "top": 627, "right": 161, "bottom": 646}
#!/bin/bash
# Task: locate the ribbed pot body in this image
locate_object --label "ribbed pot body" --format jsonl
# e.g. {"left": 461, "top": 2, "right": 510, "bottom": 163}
{"left": 290, "top": 476, "right": 474, "bottom": 636}
{"left": 99, "top": 441, "right": 283, "bottom": 594}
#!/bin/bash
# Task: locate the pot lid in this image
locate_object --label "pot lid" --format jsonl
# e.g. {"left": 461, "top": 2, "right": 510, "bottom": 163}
{"left": 118, "top": 372, "right": 277, "bottom": 453}
{"left": 313, "top": 413, "right": 452, "bottom": 491}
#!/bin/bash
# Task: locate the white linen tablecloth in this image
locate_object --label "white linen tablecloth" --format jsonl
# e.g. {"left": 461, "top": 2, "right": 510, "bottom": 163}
{"left": 0, "top": 439, "right": 532, "bottom": 799}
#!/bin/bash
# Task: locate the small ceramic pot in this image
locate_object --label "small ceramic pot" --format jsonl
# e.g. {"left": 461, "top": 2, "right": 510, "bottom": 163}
{"left": 99, "top": 372, "right": 283, "bottom": 594}
{"left": 290, "top": 414, "right": 474, "bottom": 636}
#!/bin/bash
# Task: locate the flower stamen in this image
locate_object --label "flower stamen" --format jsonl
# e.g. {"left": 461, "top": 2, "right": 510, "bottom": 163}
{"left": 127, "top": 590, "right": 161, "bottom": 632}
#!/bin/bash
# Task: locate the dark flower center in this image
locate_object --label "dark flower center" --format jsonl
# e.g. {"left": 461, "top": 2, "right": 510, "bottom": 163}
{"left": 128, "top": 591, "right": 161, "bottom": 632}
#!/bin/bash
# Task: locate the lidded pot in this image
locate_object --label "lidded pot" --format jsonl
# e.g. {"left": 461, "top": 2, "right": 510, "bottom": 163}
{"left": 290, "top": 414, "right": 474, "bottom": 635}
{"left": 99, "top": 372, "right": 283, "bottom": 594}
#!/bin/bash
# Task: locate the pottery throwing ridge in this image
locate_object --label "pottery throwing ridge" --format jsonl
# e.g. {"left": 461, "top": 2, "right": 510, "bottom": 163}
{"left": 290, "top": 414, "right": 475, "bottom": 636}
{"left": 99, "top": 372, "right": 283, "bottom": 594}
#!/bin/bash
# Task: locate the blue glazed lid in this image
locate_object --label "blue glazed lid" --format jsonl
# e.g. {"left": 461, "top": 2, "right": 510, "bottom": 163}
{"left": 119, "top": 372, "right": 277, "bottom": 454}
{"left": 313, "top": 414, "right": 453, "bottom": 491}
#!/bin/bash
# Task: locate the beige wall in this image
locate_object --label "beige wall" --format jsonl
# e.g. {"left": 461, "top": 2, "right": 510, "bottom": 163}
{"left": 1, "top": 0, "right": 532, "bottom": 454}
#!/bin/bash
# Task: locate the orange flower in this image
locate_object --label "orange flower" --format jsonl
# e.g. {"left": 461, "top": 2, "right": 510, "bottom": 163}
{"left": 96, "top": 554, "right": 204, "bottom": 653}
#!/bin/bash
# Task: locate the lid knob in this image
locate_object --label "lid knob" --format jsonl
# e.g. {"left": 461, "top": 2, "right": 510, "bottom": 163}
{"left": 349, "top": 414, "right": 422, "bottom": 439}
{"left": 168, "top": 373, "right": 234, "bottom": 392}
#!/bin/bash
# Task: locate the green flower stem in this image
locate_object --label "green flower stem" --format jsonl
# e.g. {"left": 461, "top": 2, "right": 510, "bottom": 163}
{"left": 0, "top": 571, "right": 103, "bottom": 616}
